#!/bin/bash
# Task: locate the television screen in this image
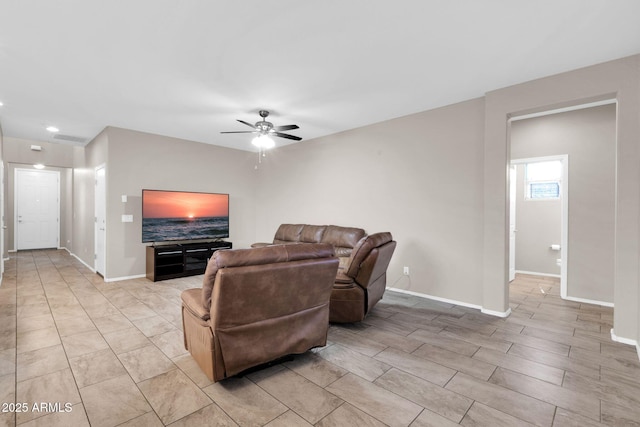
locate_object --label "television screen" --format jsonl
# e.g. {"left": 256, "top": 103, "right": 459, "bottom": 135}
{"left": 142, "top": 189, "right": 229, "bottom": 243}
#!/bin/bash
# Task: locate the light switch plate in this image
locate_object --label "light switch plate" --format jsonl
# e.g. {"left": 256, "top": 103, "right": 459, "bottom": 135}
{"left": 121, "top": 214, "right": 133, "bottom": 223}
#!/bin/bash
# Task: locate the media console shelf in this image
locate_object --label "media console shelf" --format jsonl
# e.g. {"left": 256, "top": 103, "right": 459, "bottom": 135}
{"left": 146, "top": 241, "right": 232, "bottom": 282}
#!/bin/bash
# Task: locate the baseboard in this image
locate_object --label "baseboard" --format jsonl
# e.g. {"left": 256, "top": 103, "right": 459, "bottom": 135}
{"left": 481, "top": 307, "right": 512, "bottom": 318}
{"left": 564, "top": 295, "right": 614, "bottom": 308}
{"left": 104, "top": 274, "right": 146, "bottom": 283}
{"left": 610, "top": 329, "right": 639, "bottom": 361}
{"left": 66, "top": 249, "right": 96, "bottom": 273}
{"left": 515, "top": 270, "right": 561, "bottom": 278}
{"left": 387, "top": 286, "right": 490, "bottom": 311}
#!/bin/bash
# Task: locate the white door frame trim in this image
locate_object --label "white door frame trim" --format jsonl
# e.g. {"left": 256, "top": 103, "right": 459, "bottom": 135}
{"left": 94, "top": 164, "right": 106, "bottom": 277}
{"left": 510, "top": 155, "right": 569, "bottom": 299}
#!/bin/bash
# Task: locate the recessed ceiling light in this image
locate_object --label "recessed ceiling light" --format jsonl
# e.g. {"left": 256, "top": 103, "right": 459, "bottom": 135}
{"left": 33, "top": 164, "right": 45, "bottom": 169}
{"left": 46, "top": 126, "right": 59, "bottom": 133}
{"left": 0, "top": 101, "right": 4, "bottom": 107}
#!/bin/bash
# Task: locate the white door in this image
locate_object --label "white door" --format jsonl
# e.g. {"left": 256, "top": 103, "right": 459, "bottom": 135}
{"left": 16, "top": 169, "right": 60, "bottom": 250}
{"left": 508, "top": 165, "right": 517, "bottom": 282}
{"left": 95, "top": 166, "right": 106, "bottom": 276}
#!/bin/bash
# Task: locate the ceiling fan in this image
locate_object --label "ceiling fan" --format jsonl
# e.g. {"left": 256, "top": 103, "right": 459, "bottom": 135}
{"left": 220, "top": 110, "right": 302, "bottom": 143}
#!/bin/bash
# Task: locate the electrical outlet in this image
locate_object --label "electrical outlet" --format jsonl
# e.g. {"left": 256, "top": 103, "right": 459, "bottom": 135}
{"left": 403, "top": 266, "right": 410, "bottom": 276}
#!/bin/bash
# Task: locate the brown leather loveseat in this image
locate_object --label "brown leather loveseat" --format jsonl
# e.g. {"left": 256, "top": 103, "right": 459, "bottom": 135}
{"left": 253, "top": 224, "right": 397, "bottom": 323}
{"left": 180, "top": 243, "right": 338, "bottom": 382}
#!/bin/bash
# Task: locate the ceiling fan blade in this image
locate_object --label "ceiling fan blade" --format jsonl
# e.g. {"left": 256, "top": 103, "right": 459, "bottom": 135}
{"left": 273, "top": 132, "right": 302, "bottom": 141}
{"left": 273, "top": 124, "right": 299, "bottom": 132}
{"left": 237, "top": 119, "right": 257, "bottom": 129}
{"left": 220, "top": 131, "right": 258, "bottom": 134}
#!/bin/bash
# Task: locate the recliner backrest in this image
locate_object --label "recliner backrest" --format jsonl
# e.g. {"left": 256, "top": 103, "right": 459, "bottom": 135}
{"left": 346, "top": 232, "right": 396, "bottom": 287}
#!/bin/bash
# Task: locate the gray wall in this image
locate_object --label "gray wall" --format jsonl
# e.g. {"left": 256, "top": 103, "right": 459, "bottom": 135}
{"left": 2, "top": 137, "right": 75, "bottom": 253}
{"left": 484, "top": 54, "right": 639, "bottom": 342}
{"left": 101, "top": 127, "right": 257, "bottom": 280}
{"left": 511, "top": 105, "right": 616, "bottom": 303}
{"left": 513, "top": 164, "right": 562, "bottom": 276}
{"left": 255, "top": 98, "right": 486, "bottom": 306}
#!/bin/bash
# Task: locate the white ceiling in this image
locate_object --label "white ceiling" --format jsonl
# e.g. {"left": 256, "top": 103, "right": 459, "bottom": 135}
{"left": 1, "top": 1, "right": 639, "bottom": 152}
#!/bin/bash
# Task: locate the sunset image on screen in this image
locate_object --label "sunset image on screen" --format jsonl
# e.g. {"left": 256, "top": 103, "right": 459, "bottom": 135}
{"left": 142, "top": 190, "right": 230, "bottom": 242}
{"left": 143, "top": 191, "right": 228, "bottom": 219}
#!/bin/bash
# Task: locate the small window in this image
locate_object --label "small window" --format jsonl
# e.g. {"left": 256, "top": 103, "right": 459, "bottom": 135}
{"left": 525, "top": 160, "right": 561, "bottom": 200}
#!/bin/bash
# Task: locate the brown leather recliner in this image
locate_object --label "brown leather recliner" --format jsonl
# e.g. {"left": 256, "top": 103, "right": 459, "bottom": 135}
{"left": 180, "top": 243, "right": 339, "bottom": 382}
{"left": 330, "top": 232, "right": 397, "bottom": 323}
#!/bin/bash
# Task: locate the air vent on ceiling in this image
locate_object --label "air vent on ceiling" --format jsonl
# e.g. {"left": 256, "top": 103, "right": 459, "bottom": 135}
{"left": 53, "top": 134, "right": 89, "bottom": 145}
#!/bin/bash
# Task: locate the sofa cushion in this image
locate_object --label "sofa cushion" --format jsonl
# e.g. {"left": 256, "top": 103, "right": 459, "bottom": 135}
{"left": 273, "top": 224, "right": 304, "bottom": 244}
{"left": 321, "top": 225, "right": 366, "bottom": 257}
{"left": 300, "top": 225, "right": 327, "bottom": 243}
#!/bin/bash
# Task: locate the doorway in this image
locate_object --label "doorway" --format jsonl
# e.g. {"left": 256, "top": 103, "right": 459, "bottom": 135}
{"left": 510, "top": 156, "right": 568, "bottom": 297}
{"left": 14, "top": 168, "right": 60, "bottom": 250}
{"left": 95, "top": 165, "right": 106, "bottom": 276}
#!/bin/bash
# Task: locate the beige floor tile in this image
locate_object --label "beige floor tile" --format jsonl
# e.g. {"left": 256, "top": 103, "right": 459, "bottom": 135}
{"left": 374, "top": 347, "right": 455, "bottom": 386}
{"left": 358, "top": 326, "right": 424, "bottom": 353}
{"left": 116, "top": 411, "right": 163, "bottom": 427}
{"left": 138, "top": 369, "right": 211, "bottom": 425}
{"left": 473, "top": 347, "right": 565, "bottom": 385}
{"left": 16, "top": 301, "right": 51, "bottom": 319}
{"left": 317, "top": 343, "right": 391, "bottom": 382}
{"left": 0, "top": 327, "right": 16, "bottom": 351}
{"left": 61, "top": 329, "right": 109, "bottom": 359}
{"left": 133, "top": 315, "right": 177, "bottom": 337}
{"left": 167, "top": 403, "right": 236, "bottom": 427}
{"left": 203, "top": 377, "right": 288, "bottom": 426}
{"left": 316, "top": 403, "right": 386, "bottom": 427}
{"left": 409, "top": 409, "right": 460, "bottom": 427}
{"left": 326, "top": 373, "right": 422, "bottom": 427}
{"left": 17, "top": 326, "right": 61, "bottom": 354}
{"left": 445, "top": 372, "right": 555, "bottom": 426}
{"left": 508, "top": 343, "right": 601, "bottom": 379}
{"left": 119, "top": 302, "right": 157, "bottom": 321}
{"left": 16, "top": 312, "right": 56, "bottom": 333}
{"left": 172, "top": 354, "right": 214, "bottom": 388}
{"left": 412, "top": 342, "right": 497, "bottom": 380}
{"left": 15, "top": 368, "right": 81, "bottom": 424}
{"left": 438, "top": 325, "right": 512, "bottom": 353}
{"left": 489, "top": 367, "right": 602, "bottom": 421}
{"left": 328, "top": 327, "right": 388, "bottom": 357}
{"left": 255, "top": 368, "right": 343, "bottom": 424}
{"left": 92, "top": 313, "right": 134, "bottom": 334}
{"left": 375, "top": 368, "right": 473, "bottom": 423}
{"left": 0, "top": 348, "right": 16, "bottom": 376}
{"left": 465, "top": 402, "right": 537, "bottom": 426}
{"left": 83, "top": 302, "right": 121, "bottom": 319}
{"left": 118, "top": 344, "right": 176, "bottom": 383}
{"left": 552, "top": 407, "right": 606, "bottom": 427}
{"left": 54, "top": 314, "right": 97, "bottom": 337}
{"left": 102, "top": 327, "right": 151, "bottom": 354}
{"left": 79, "top": 374, "right": 152, "bottom": 427}
{"left": 69, "top": 347, "right": 127, "bottom": 388}
{"left": 17, "top": 344, "right": 69, "bottom": 382}
{"left": 149, "top": 329, "right": 188, "bottom": 359}
{"left": 16, "top": 402, "right": 89, "bottom": 427}
{"left": 0, "top": 373, "right": 15, "bottom": 414}
{"left": 601, "top": 399, "right": 640, "bottom": 426}
{"left": 491, "top": 328, "right": 571, "bottom": 356}
{"left": 407, "top": 327, "right": 480, "bottom": 357}
{"left": 264, "top": 410, "right": 314, "bottom": 427}
{"left": 284, "top": 352, "right": 347, "bottom": 387}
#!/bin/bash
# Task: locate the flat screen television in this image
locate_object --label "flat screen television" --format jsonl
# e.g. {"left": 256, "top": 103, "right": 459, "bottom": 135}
{"left": 142, "top": 189, "right": 229, "bottom": 243}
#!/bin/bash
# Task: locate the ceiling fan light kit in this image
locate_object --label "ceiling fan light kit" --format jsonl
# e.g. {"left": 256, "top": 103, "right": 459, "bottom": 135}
{"left": 221, "top": 110, "right": 301, "bottom": 162}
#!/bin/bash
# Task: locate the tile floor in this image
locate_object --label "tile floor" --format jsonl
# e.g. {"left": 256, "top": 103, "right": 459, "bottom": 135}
{"left": 1, "top": 249, "right": 639, "bottom": 426}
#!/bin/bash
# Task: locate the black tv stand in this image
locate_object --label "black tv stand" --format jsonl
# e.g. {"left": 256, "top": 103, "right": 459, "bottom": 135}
{"left": 146, "top": 241, "right": 232, "bottom": 282}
